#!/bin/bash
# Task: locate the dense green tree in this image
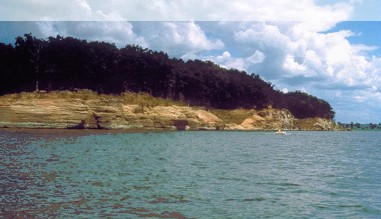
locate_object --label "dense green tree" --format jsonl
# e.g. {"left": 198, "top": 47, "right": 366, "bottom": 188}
{"left": 0, "top": 34, "right": 336, "bottom": 120}
{"left": 275, "top": 91, "right": 335, "bottom": 119}
{"left": 15, "top": 33, "right": 47, "bottom": 91}
{"left": 0, "top": 43, "right": 17, "bottom": 94}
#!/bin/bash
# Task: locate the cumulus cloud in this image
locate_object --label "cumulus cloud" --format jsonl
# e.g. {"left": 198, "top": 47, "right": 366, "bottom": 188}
{"left": 36, "top": 20, "right": 224, "bottom": 56}
{"left": 134, "top": 22, "right": 224, "bottom": 57}
{"left": 0, "top": 0, "right": 356, "bottom": 21}
{"left": 0, "top": 0, "right": 122, "bottom": 21}
{"left": 205, "top": 50, "right": 266, "bottom": 71}
{"left": 214, "top": 21, "right": 381, "bottom": 90}
{"left": 247, "top": 50, "right": 266, "bottom": 65}
{"left": 192, "top": 20, "right": 381, "bottom": 122}
{"left": 140, "top": 0, "right": 353, "bottom": 21}
{"left": 37, "top": 21, "right": 146, "bottom": 47}
{"left": 207, "top": 51, "right": 246, "bottom": 71}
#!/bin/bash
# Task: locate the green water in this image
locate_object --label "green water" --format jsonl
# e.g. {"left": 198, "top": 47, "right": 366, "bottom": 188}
{"left": 1, "top": 130, "right": 381, "bottom": 218}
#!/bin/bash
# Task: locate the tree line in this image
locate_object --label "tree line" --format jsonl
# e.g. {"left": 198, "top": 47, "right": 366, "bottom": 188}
{"left": 339, "top": 122, "right": 381, "bottom": 130}
{"left": 0, "top": 34, "right": 335, "bottom": 119}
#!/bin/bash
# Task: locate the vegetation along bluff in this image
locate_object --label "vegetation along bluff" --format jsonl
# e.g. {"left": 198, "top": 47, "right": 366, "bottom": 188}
{"left": 0, "top": 34, "right": 339, "bottom": 131}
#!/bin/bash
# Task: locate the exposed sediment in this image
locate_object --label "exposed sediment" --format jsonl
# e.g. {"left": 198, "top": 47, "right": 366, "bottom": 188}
{"left": 0, "top": 91, "right": 339, "bottom": 131}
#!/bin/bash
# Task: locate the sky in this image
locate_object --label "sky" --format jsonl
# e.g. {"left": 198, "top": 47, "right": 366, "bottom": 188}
{"left": 0, "top": 0, "right": 380, "bottom": 123}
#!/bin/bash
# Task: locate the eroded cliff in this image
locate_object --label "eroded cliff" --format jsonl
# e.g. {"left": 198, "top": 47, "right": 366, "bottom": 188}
{"left": 0, "top": 91, "right": 339, "bottom": 131}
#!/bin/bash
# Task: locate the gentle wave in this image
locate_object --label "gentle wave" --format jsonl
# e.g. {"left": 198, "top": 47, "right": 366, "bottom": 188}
{"left": 1, "top": 130, "right": 381, "bottom": 218}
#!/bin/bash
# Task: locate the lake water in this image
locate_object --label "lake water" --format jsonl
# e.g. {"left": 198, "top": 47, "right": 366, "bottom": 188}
{"left": 1, "top": 130, "right": 381, "bottom": 218}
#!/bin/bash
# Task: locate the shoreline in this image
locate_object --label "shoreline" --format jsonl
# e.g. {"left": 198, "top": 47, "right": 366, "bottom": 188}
{"left": 0, "top": 91, "right": 342, "bottom": 132}
{"left": 0, "top": 127, "right": 172, "bottom": 137}
{"left": 0, "top": 127, "right": 341, "bottom": 135}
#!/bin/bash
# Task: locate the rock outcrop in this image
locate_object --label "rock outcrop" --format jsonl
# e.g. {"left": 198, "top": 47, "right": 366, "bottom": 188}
{"left": 0, "top": 94, "right": 224, "bottom": 130}
{"left": 296, "top": 118, "right": 336, "bottom": 131}
{"left": 225, "top": 107, "right": 297, "bottom": 130}
{"left": 0, "top": 92, "right": 339, "bottom": 131}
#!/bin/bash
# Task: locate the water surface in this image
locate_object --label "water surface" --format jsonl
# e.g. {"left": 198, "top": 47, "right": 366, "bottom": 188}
{"left": 1, "top": 130, "right": 380, "bottom": 218}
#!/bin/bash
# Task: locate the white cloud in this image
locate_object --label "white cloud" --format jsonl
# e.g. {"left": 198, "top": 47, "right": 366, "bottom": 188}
{"left": 0, "top": 0, "right": 355, "bottom": 21}
{"left": 246, "top": 50, "right": 266, "bottom": 65}
{"left": 190, "top": 20, "right": 381, "bottom": 123}
{"left": 37, "top": 21, "right": 224, "bottom": 56}
{"left": 225, "top": 21, "right": 381, "bottom": 90}
{"left": 281, "top": 88, "right": 289, "bottom": 93}
{"left": 37, "top": 21, "right": 146, "bottom": 47}
{"left": 206, "top": 51, "right": 246, "bottom": 71}
{"left": 139, "top": 0, "right": 346, "bottom": 21}
{"left": 77, "top": 0, "right": 92, "bottom": 14}
{"left": 0, "top": 0, "right": 126, "bottom": 21}
{"left": 204, "top": 50, "right": 266, "bottom": 71}
{"left": 234, "top": 22, "right": 291, "bottom": 50}
{"left": 284, "top": 54, "right": 307, "bottom": 73}
{"left": 135, "top": 22, "right": 224, "bottom": 57}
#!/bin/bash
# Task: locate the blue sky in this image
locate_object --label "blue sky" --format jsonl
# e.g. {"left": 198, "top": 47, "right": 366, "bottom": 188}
{"left": 329, "top": 21, "right": 381, "bottom": 55}
{"left": 0, "top": 0, "right": 380, "bottom": 123}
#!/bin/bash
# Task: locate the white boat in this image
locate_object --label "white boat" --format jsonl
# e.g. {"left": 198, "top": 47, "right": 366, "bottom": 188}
{"left": 275, "top": 130, "right": 287, "bottom": 135}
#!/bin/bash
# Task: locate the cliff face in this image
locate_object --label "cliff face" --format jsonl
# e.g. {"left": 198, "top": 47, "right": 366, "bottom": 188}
{"left": 222, "top": 108, "right": 336, "bottom": 131}
{"left": 0, "top": 92, "right": 337, "bottom": 131}
{"left": 0, "top": 96, "right": 224, "bottom": 130}
{"left": 225, "top": 108, "right": 296, "bottom": 130}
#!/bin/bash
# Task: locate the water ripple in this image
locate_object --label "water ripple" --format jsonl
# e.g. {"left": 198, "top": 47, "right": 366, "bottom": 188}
{"left": 1, "top": 130, "right": 381, "bottom": 218}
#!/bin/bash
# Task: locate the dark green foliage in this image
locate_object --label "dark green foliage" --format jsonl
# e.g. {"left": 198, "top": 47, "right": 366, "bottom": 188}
{"left": 0, "top": 43, "right": 17, "bottom": 94}
{"left": 0, "top": 34, "right": 335, "bottom": 119}
{"left": 273, "top": 91, "right": 335, "bottom": 119}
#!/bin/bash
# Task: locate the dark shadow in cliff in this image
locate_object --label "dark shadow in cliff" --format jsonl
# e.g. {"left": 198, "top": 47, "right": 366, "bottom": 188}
{"left": 173, "top": 120, "right": 189, "bottom": 131}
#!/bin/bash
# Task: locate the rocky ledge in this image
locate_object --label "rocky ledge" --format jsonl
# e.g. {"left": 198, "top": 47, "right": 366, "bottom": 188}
{"left": 0, "top": 91, "right": 339, "bottom": 131}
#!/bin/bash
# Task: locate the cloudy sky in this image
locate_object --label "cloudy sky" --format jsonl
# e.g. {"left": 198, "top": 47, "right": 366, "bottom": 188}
{"left": 0, "top": 0, "right": 381, "bottom": 123}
